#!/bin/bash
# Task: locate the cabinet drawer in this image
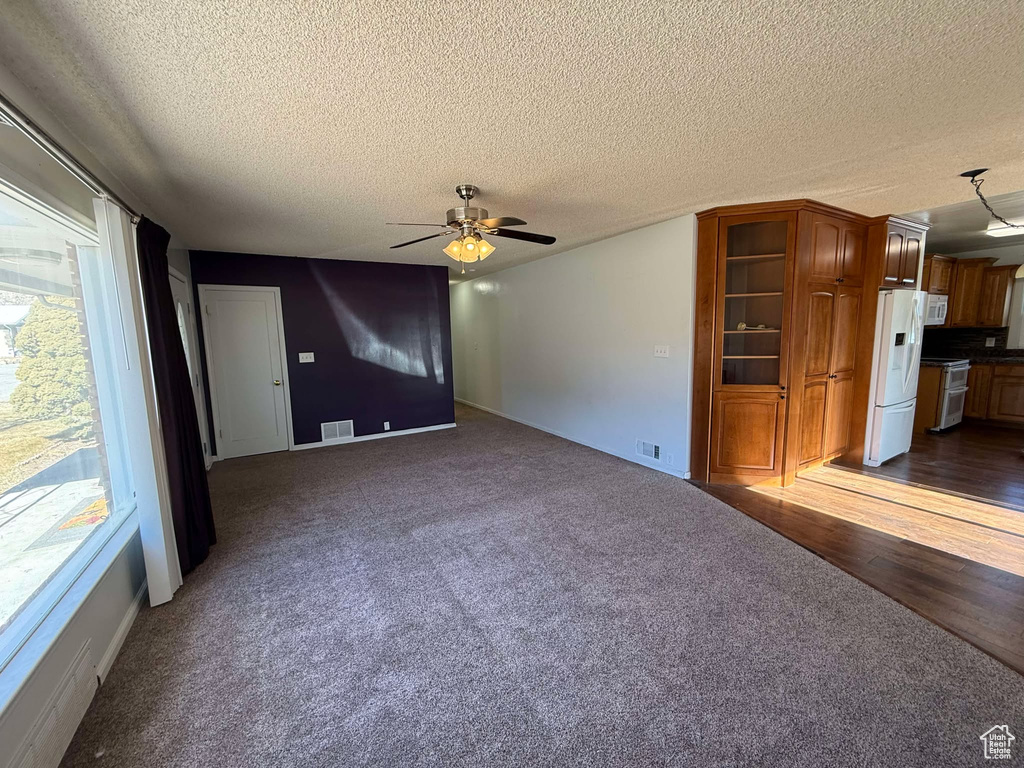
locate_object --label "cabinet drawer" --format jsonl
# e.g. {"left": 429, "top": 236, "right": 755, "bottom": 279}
{"left": 993, "top": 365, "right": 1024, "bottom": 378}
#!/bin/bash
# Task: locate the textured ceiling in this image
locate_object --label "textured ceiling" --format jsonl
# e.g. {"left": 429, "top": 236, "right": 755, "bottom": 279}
{"left": 1, "top": 0, "right": 1023, "bottom": 278}
{"left": 903, "top": 189, "right": 1024, "bottom": 254}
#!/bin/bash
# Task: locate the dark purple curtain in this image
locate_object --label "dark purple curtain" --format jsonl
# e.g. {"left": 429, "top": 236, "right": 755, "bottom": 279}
{"left": 136, "top": 218, "right": 215, "bottom": 575}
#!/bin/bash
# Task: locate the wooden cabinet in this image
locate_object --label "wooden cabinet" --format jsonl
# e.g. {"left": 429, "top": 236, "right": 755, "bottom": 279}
{"left": 798, "top": 283, "right": 861, "bottom": 466}
{"left": 965, "top": 364, "right": 993, "bottom": 419}
{"left": 880, "top": 220, "right": 925, "bottom": 288}
{"left": 948, "top": 257, "right": 996, "bottom": 327}
{"left": 711, "top": 392, "right": 786, "bottom": 477}
{"left": 922, "top": 254, "right": 954, "bottom": 295}
{"left": 691, "top": 200, "right": 874, "bottom": 487}
{"left": 978, "top": 265, "right": 1016, "bottom": 327}
{"left": 807, "top": 214, "right": 864, "bottom": 286}
{"left": 698, "top": 210, "right": 796, "bottom": 484}
{"left": 988, "top": 366, "right": 1024, "bottom": 423}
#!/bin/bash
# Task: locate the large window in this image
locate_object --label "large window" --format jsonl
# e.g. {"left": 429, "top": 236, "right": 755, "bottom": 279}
{"left": 0, "top": 135, "right": 137, "bottom": 666}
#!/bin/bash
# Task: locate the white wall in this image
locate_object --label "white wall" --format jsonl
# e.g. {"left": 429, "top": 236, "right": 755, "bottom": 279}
{"left": 451, "top": 214, "right": 697, "bottom": 478}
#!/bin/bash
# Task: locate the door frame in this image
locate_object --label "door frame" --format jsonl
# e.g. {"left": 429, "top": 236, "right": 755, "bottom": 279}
{"left": 169, "top": 266, "right": 213, "bottom": 468}
{"left": 197, "top": 284, "right": 295, "bottom": 458}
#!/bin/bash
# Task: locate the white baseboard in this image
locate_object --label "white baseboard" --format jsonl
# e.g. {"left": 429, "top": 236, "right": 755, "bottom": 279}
{"left": 454, "top": 398, "right": 689, "bottom": 479}
{"left": 290, "top": 422, "right": 457, "bottom": 452}
{"left": 96, "top": 578, "right": 147, "bottom": 683}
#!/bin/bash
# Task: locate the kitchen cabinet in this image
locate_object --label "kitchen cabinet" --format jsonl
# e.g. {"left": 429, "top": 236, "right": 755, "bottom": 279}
{"left": 880, "top": 220, "right": 925, "bottom": 288}
{"left": 798, "top": 282, "right": 861, "bottom": 465}
{"left": 988, "top": 366, "right": 1024, "bottom": 423}
{"left": 964, "top": 364, "right": 993, "bottom": 419}
{"left": 807, "top": 215, "right": 865, "bottom": 286}
{"left": 692, "top": 200, "right": 870, "bottom": 486}
{"left": 978, "top": 265, "right": 1017, "bottom": 327}
{"left": 947, "top": 257, "right": 997, "bottom": 327}
{"left": 921, "top": 254, "right": 954, "bottom": 295}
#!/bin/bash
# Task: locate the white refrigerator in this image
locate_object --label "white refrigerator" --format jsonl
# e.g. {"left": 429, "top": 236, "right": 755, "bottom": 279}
{"left": 864, "top": 289, "right": 926, "bottom": 467}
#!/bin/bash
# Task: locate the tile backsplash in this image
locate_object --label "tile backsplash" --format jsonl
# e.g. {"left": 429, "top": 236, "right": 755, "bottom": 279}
{"left": 922, "top": 326, "right": 1023, "bottom": 359}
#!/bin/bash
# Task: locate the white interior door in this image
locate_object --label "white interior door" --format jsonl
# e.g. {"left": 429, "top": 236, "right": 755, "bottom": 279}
{"left": 200, "top": 286, "right": 290, "bottom": 459}
{"left": 169, "top": 269, "right": 210, "bottom": 465}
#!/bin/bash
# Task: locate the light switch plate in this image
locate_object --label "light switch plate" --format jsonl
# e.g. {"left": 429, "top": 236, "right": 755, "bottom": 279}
{"left": 299, "top": 352, "right": 315, "bottom": 363}
{"left": 985, "top": 337, "right": 996, "bottom": 348}
{"left": 654, "top": 345, "right": 670, "bottom": 358}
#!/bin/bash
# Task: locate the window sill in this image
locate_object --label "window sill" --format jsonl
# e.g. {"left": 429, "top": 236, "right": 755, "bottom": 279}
{"left": 0, "top": 508, "right": 141, "bottom": 713}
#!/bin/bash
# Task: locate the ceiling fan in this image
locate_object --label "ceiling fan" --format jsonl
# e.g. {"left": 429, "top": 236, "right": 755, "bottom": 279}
{"left": 388, "top": 184, "right": 556, "bottom": 271}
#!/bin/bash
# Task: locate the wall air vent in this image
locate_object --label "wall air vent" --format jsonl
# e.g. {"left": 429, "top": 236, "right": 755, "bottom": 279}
{"left": 636, "top": 440, "right": 661, "bottom": 461}
{"left": 321, "top": 419, "right": 355, "bottom": 444}
{"left": 11, "top": 641, "right": 96, "bottom": 768}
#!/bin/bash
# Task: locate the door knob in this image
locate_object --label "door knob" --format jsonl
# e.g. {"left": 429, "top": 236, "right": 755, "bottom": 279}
{"left": 273, "top": 379, "right": 282, "bottom": 386}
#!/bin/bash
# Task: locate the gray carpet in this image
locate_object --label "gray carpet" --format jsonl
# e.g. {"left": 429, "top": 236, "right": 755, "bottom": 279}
{"left": 61, "top": 404, "right": 1023, "bottom": 767}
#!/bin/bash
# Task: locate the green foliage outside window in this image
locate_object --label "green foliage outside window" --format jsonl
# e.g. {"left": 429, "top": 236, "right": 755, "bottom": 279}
{"left": 10, "top": 297, "right": 93, "bottom": 437}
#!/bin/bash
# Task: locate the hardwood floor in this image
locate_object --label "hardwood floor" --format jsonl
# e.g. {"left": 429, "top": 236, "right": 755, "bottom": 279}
{"left": 754, "top": 465, "right": 1024, "bottom": 576}
{"left": 834, "top": 420, "right": 1024, "bottom": 510}
{"left": 695, "top": 481, "right": 1024, "bottom": 677}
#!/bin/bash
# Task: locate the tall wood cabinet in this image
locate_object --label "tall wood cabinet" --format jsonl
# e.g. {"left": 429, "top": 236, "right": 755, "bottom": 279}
{"left": 705, "top": 211, "right": 796, "bottom": 483}
{"left": 794, "top": 214, "right": 863, "bottom": 470}
{"left": 692, "top": 200, "right": 869, "bottom": 486}
{"left": 978, "top": 265, "right": 1017, "bottom": 327}
{"left": 948, "top": 257, "right": 996, "bottom": 327}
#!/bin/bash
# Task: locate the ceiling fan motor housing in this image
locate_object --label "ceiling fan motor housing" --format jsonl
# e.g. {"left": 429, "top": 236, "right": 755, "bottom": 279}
{"left": 447, "top": 206, "right": 488, "bottom": 227}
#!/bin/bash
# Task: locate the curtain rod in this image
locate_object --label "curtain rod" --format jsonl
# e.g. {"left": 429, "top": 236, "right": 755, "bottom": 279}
{"left": 0, "top": 89, "right": 141, "bottom": 223}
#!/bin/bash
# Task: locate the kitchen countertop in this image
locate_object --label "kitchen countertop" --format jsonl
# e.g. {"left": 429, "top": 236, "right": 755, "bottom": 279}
{"left": 920, "top": 356, "right": 1024, "bottom": 366}
{"left": 969, "top": 357, "right": 1024, "bottom": 365}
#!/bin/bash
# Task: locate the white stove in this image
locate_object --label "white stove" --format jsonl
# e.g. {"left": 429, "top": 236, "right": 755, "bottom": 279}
{"left": 919, "top": 358, "right": 971, "bottom": 431}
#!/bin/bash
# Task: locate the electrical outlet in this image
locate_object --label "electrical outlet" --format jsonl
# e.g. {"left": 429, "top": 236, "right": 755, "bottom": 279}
{"left": 299, "top": 352, "right": 315, "bottom": 363}
{"left": 985, "top": 337, "right": 996, "bottom": 348}
{"left": 654, "top": 345, "right": 670, "bottom": 358}
{"left": 384, "top": 421, "right": 390, "bottom": 431}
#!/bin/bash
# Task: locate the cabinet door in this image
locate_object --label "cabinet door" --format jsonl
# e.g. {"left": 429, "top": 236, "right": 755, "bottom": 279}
{"left": 804, "top": 289, "right": 835, "bottom": 377}
{"left": 988, "top": 367, "right": 1024, "bottom": 422}
{"left": 930, "top": 257, "right": 953, "bottom": 294}
{"left": 978, "top": 266, "right": 1014, "bottom": 327}
{"left": 882, "top": 228, "right": 905, "bottom": 286}
{"left": 948, "top": 261, "right": 985, "bottom": 327}
{"left": 799, "top": 380, "right": 828, "bottom": 464}
{"left": 711, "top": 392, "right": 786, "bottom": 476}
{"left": 796, "top": 289, "right": 834, "bottom": 466}
{"left": 839, "top": 224, "right": 865, "bottom": 286}
{"left": 823, "top": 288, "right": 860, "bottom": 459}
{"left": 808, "top": 216, "right": 842, "bottom": 283}
{"left": 716, "top": 214, "right": 794, "bottom": 389}
{"left": 824, "top": 370, "right": 856, "bottom": 457}
{"left": 900, "top": 230, "right": 922, "bottom": 287}
{"left": 964, "top": 365, "right": 993, "bottom": 419}
{"left": 831, "top": 287, "right": 861, "bottom": 376}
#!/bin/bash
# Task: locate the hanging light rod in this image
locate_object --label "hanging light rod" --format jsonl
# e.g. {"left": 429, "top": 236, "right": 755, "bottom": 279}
{"left": 960, "top": 168, "right": 1024, "bottom": 236}
{"left": 0, "top": 89, "right": 141, "bottom": 222}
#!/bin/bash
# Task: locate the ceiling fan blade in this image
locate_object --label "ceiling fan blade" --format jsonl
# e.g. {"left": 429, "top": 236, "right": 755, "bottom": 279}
{"left": 390, "top": 231, "right": 451, "bottom": 249}
{"left": 492, "top": 228, "right": 556, "bottom": 245}
{"left": 386, "top": 222, "right": 449, "bottom": 227}
{"left": 477, "top": 216, "right": 527, "bottom": 228}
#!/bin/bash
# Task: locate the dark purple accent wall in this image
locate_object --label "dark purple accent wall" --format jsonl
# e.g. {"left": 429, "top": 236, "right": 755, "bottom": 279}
{"left": 189, "top": 251, "right": 454, "bottom": 449}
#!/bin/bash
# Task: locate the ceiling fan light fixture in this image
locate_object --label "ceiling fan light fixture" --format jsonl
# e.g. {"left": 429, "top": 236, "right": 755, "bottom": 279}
{"left": 443, "top": 239, "right": 463, "bottom": 260}
{"left": 443, "top": 234, "right": 495, "bottom": 263}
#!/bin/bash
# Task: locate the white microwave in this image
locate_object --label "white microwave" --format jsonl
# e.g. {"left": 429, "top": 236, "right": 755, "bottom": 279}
{"left": 924, "top": 293, "right": 948, "bottom": 325}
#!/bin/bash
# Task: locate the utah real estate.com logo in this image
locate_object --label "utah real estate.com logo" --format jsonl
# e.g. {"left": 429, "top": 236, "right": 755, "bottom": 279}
{"left": 980, "top": 725, "right": 1015, "bottom": 760}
